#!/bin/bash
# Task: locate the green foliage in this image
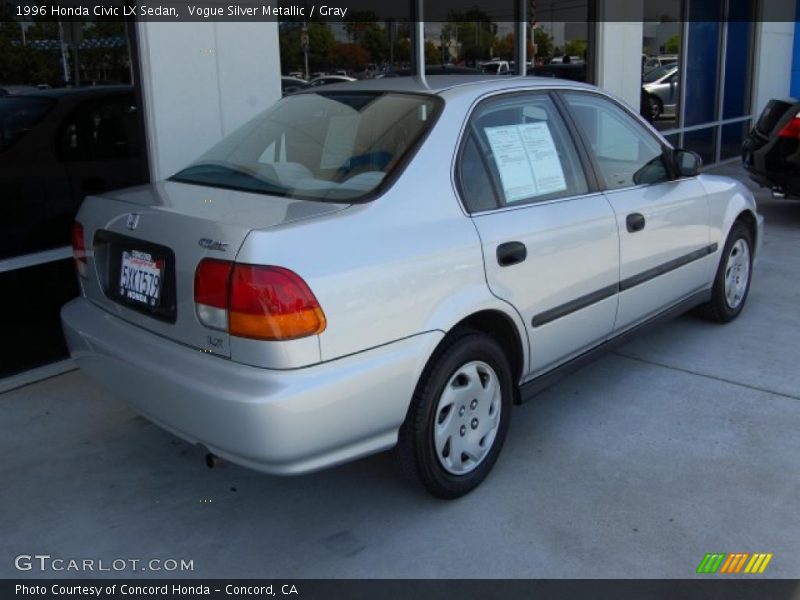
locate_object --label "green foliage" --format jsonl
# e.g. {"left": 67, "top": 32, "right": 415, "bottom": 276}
{"left": 442, "top": 9, "right": 497, "bottom": 63}
{"left": 279, "top": 21, "right": 335, "bottom": 74}
{"left": 664, "top": 34, "right": 680, "bottom": 54}
{"left": 533, "top": 28, "right": 554, "bottom": 60}
{"left": 564, "top": 38, "right": 588, "bottom": 59}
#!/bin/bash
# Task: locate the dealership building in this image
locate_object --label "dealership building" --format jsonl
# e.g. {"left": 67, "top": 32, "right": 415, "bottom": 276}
{"left": 1, "top": 0, "right": 798, "bottom": 389}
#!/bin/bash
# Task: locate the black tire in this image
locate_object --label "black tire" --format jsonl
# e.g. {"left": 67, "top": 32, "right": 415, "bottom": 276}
{"left": 698, "top": 221, "right": 754, "bottom": 323}
{"left": 648, "top": 95, "right": 663, "bottom": 120}
{"left": 395, "top": 329, "right": 513, "bottom": 499}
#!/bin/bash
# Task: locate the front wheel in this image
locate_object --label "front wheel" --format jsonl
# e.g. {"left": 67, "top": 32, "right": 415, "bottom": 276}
{"left": 395, "top": 330, "right": 513, "bottom": 499}
{"left": 698, "top": 221, "right": 754, "bottom": 323}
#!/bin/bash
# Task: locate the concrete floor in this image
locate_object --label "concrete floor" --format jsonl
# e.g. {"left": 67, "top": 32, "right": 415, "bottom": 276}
{"left": 2, "top": 164, "right": 799, "bottom": 579}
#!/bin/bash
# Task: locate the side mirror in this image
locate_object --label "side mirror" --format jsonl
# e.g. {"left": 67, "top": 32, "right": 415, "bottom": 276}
{"left": 674, "top": 149, "right": 702, "bottom": 177}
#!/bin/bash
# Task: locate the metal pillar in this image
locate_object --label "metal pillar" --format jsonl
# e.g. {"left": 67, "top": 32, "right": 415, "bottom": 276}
{"left": 515, "top": 0, "right": 528, "bottom": 76}
{"left": 411, "top": 0, "right": 427, "bottom": 87}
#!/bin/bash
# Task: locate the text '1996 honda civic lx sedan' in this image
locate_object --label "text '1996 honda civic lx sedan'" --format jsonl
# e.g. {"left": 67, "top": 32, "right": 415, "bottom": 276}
{"left": 62, "top": 76, "right": 764, "bottom": 498}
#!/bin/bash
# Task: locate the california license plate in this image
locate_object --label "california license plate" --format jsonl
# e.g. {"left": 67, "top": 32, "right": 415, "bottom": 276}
{"left": 119, "top": 250, "right": 163, "bottom": 308}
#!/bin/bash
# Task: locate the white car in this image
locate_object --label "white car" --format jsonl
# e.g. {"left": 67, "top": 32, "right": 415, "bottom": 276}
{"left": 62, "top": 76, "right": 763, "bottom": 498}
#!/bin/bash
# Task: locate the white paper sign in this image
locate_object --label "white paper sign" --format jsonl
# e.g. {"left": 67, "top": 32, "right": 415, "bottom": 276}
{"left": 517, "top": 122, "right": 567, "bottom": 195}
{"left": 484, "top": 121, "right": 567, "bottom": 203}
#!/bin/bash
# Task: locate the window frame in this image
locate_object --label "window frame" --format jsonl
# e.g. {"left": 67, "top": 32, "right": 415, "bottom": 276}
{"left": 555, "top": 89, "right": 683, "bottom": 192}
{"left": 454, "top": 89, "right": 600, "bottom": 215}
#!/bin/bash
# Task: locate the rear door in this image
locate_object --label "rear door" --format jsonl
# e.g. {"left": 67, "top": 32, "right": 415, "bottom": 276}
{"left": 560, "top": 91, "right": 711, "bottom": 332}
{"left": 460, "top": 91, "right": 620, "bottom": 378}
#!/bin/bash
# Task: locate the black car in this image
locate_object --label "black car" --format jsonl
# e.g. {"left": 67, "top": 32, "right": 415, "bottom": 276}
{"left": 742, "top": 97, "right": 800, "bottom": 198}
{"left": 281, "top": 76, "right": 310, "bottom": 96}
{"left": 0, "top": 86, "right": 147, "bottom": 259}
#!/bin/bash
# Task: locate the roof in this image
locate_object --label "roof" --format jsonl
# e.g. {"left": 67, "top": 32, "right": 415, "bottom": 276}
{"left": 300, "top": 75, "right": 596, "bottom": 98}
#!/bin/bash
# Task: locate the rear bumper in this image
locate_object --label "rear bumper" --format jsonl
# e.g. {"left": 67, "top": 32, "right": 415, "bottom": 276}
{"left": 61, "top": 298, "right": 442, "bottom": 474}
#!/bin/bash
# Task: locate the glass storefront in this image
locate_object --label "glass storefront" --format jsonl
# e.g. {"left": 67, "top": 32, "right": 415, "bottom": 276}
{"left": 0, "top": 20, "right": 148, "bottom": 379}
{"left": 641, "top": 0, "right": 757, "bottom": 164}
{"left": 277, "top": 0, "right": 593, "bottom": 83}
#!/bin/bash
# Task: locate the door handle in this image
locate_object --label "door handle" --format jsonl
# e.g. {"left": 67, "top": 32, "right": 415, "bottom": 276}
{"left": 626, "top": 213, "right": 646, "bottom": 233}
{"left": 496, "top": 241, "right": 527, "bottom": 267}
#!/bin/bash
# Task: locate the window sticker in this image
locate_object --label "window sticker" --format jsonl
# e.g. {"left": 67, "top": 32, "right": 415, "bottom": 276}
{"left": 484, "top": 122, "right": 567, "bottom": 203}
{"left": 320, "top": 115, "right": 360, "bottom": 169}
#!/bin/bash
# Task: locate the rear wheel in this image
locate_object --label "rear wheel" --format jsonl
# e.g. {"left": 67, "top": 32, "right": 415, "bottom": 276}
{"left": 395, "top": 330, "right": 513, "bottom": 499}
{"left": 698, "top": 221, "right": 753, "bottom": 323}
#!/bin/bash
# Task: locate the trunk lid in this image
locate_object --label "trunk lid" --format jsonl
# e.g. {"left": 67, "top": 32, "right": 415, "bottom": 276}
{"left": 77, "top": 180, "right": 348, "bottom": 357}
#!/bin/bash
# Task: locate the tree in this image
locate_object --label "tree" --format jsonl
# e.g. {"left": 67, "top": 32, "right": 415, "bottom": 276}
{"left": 564, "top": 38, "right": 588, "bottom": 59}
{"left": 424, "top": 40, "right": 440, "bottom": 64}
{"left": 442, "top": 9, "right": 497, "bottom": 65}
{"left": 664, "top": 34, "right": 680, "bottom": 54}
{"left": 533, "top": 28, "right": 554, "bottom": 61}
{"left": 493, "top": 33, "right": 514, "bottom": 60}
{"left": 329, "top": 43, "right": 370, "bottom": 71}
{"left": 278, "top": 20, "right": 334, "bottom": 74}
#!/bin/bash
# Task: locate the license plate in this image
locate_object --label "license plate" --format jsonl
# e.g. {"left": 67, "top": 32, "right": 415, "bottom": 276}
{"left": 119, "top": 250, "right": 163, "bottom": 308}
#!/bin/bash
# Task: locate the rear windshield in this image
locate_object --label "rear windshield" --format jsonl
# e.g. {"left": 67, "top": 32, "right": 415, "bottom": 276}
{"left": 172, "top": 91, "right": 441, "bottom": 202}
{"left": 0, "top": 96, "right": 54, "bottom": 152}
{"left": 756, "top": 99, "right": 796, "bottom": 134}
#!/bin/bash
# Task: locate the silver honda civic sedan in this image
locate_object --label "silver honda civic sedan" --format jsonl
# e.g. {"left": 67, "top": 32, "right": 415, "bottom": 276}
{"left": 62, "top": 76, "right": 763, "bottom": 498}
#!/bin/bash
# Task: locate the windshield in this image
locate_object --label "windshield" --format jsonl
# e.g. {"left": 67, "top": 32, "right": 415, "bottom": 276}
{"left": 172, "top": 91, "right": 441, "bottom": 202}
{"left": 643, "top": 65, "right": 677, "bottom": 83}
{"left": 0, "top": 96, "right": 54, "bottom": 152}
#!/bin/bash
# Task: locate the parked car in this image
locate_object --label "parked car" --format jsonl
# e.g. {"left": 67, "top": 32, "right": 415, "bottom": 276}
{"left": 549, "top": 56, "right": 582, "bottom": 65}
{"left": 308, "top": 75, "right": 357, "bottom": 87}
{"left": 643, "top": 54, "right": 678, "bottom": 73}
{"left": 281, "top": 76, "right": 309, "bottom": 96}
{"left": 643, "top": 64, "right": 679, "bottom": 120}
{"left": 0, "top": 86, "right": 147, "bottom": 259}
{"left": 742, "top": 97, "right": 800, "bottom": 197}
{"left": 62, "top": 76, "right": 763, "bottom": 498}
{"left": 480, "top": 60, "right": 511, "bottom": 75}
{"left": 377, "top": 65, "right": 482, "bottom": 78}
{"left": 0, "top": 84, "right": 40, "bottom": 96}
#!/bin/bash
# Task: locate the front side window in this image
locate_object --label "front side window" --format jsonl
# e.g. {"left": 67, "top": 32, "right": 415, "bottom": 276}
{"left": 562, "top": 92, "right": 670, "bottom": 190}
{"left": 172, "top": 92, "right": 441, "bottom": 202}
{"left": 459, "top": 93, "right": 588, "bottom": 212}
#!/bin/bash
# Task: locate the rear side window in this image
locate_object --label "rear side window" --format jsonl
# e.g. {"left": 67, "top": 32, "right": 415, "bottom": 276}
{"left": 458, "top": 93, "right": 588, "bottom": 212}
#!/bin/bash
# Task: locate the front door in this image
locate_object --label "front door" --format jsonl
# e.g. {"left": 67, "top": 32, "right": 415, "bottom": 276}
{"left": 560, "top": 91, "right": 711, "bottom": 332}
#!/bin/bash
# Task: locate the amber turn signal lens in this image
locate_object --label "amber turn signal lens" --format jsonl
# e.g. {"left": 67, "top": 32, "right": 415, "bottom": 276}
{"left": 228, "top": 264, "right": 326, "bottom": 340}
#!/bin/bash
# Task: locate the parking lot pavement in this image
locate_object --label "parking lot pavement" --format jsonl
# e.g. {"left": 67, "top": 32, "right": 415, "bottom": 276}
{"left": 2, "top": 164, "right": 799, "bottom": 579}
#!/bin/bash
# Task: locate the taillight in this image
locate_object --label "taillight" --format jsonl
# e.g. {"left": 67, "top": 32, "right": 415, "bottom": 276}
{"left": 194, "top": 260, "right": 326, "bottom": 341}
{"left": 71, "top": 221, "right": 88, "bottom": 278}
{"left": 778, "top": 112, "right": 800, "bottom": 139}
{"left": 194, "top": 259, "right": 232, "bottom": 331}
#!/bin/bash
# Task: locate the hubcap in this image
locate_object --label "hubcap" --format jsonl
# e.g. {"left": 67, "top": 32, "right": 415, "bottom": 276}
{"left": 433, "top": 361, "right": 502, "bottom": 475}
{"left": 724, "top": 238, "right": 751, "bottom": 309}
